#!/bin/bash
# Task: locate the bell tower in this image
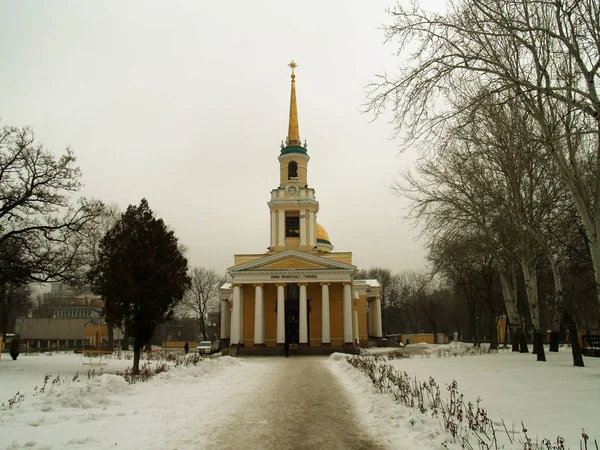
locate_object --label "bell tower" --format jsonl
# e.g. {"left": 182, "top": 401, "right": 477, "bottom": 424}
{"left": 267, "top": 61, "right": 328, "bottom": 253}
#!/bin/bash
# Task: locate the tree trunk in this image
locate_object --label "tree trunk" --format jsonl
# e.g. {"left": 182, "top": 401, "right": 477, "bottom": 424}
{"left": 509, "top": 324, "right": 520, "bottom": 352}
{"left": 548, "top": 254, "right": 564, "bottom": 352}
{"left": 549, "top": 331, "right": 560, "bottom": 352}
{"left": 534, "top": 331, "right": 546, "bottom": 361}
{"left": 0, "top": 287, "right": 11, "bottom": 341}
{"left": 107, "top": 323, "right": 114, "bottom": 350}
{"left": 488, "top": 314, "right": 499, "bottom": 350}
{"left": 468, "top": 304, "right": 475, "bottom": 343}
{"left": 498, "top": 266, "right": 523, "bottom": 352}
{"left": 123, "top": 326, "right": 129, "bottom": 351}
{"left": 133, "top": 342, "right": 141, "bottom": 373}
{"left": 199, "top": 315, "right": 208, "bottom": 341}
{"left": 510, "top": 324, "right": 529, "bottom": 353}
{"left": 563, "top": 312, "right": 584, "bottom": 367}
{"left": 519, "top": 331, "right": 529, "bottom": 353}
{"left": 474, "top": 316, "right": 481, "bottom": 347}
{"left": 521, "top": 257, "right": 543, "bottom": 360}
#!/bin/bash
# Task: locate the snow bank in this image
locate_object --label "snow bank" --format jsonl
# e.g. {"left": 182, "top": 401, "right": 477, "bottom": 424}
{"left": 37, "top": 374, "right": 128, "bottom": 411}
{"left": 326, "top": 353, "right": 458, "bottom": 449}
{"left": 329, "top": 348, "right": 600, "bottom": 449}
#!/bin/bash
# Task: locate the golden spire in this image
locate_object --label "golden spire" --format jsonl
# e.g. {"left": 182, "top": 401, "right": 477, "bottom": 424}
{"left": 287, "top": 60, "right": 301, "bottom": 147}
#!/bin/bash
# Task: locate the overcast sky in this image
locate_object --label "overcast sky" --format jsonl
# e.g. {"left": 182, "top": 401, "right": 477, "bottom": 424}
{"left": 0, "top": 1, "right": 429, "bottom": 275}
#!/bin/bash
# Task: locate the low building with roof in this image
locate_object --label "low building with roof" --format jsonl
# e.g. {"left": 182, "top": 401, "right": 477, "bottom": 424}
{"left": 14, "top": 317, "right": 123, "bottom": 350}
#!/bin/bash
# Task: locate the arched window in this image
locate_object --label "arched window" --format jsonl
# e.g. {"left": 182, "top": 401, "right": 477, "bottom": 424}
{"left": 288, "top": 161, "right": 298, "bottom": 179}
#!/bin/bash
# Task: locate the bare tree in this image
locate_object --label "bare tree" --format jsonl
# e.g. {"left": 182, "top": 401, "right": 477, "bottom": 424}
{"left": 396, "top": 269, "right": 432, "bottom": 335}
{"left": 0, "top": 125, "right": 104, "bottom": 340}
{"left": 397, "top": 123, "right": 530, "bottom": 351}
{"left": 181, "top": 268, "right": 223, "bottom": 341}
{"left": 428, "top": 229, "right": 499, "bottom": 349}
{"left": 369, "top": 0, "right": 600, "bottom": 309}
{"left": 0, "top": 126, "right": 104, "bottom": 283}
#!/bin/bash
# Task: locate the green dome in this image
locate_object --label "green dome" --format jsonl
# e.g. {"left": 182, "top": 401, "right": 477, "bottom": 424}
{"left": 280, "top": 145, "right": 307, "bottom": 156}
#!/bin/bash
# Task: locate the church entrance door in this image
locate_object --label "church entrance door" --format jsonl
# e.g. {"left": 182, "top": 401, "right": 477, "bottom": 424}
{"left": 286, "top": 285, "right": 299, "bottom": 345}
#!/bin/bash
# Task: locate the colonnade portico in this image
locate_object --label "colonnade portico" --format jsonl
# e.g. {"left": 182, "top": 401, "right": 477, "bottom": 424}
{"left": 221, "top": 269, "right": 383, "bottom": 353}
{"left": 227, "top": 280, "right": 341, "bottom": 348}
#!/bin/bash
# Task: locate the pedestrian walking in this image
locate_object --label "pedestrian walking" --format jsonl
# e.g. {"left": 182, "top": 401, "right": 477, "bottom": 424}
{"left": 184, "top": 341, "right": 189, "bottom": 354}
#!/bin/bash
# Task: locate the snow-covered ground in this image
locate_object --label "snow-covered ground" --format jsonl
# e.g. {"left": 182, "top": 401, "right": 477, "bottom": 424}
{"left": 328, "top": 344, "right": 600, "bottom": 449}
{"left": 1, "top": 347, "right": 598, "bottom": 449}
{"left": 0, "top": 352, "right": 263, "bottom": 449}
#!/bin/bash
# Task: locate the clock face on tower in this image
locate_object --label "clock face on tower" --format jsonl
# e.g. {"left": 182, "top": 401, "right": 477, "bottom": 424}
{"left": 287, "top": 186, "right": 297, "bottom": 195}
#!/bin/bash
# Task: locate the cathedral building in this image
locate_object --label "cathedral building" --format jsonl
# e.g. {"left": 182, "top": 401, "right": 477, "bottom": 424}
{"left": 220, "top": 62, "right": 383, "bottom": 355}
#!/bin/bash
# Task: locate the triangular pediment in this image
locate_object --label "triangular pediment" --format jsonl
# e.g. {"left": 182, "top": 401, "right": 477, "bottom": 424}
{"left": 229, "top": 250, "right": 355, "bottom": 273}
{"left": 261, "top": 257, "right": 328, "bottom": 270}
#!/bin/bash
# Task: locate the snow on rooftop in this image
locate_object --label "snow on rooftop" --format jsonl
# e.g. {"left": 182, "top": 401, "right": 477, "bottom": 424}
{"left": 353, "top": 279, "right": 381, "bottom": 287}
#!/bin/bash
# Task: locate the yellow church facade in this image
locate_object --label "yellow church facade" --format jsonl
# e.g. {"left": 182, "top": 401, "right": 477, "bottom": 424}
{"left": 220, "top": 62, "right": 383, "bottom": 355}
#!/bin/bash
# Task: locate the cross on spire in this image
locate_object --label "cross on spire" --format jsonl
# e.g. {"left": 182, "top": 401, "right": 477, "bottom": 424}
{"left": 288, "top": 60, "right": 297, "bottom": 78}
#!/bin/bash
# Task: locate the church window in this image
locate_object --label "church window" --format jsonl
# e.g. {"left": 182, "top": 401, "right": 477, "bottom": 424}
{"left": 288, "top": 161, "right": 298, "bottom": 179}
{"left": 285, "top": 213, "right": 300, "bottom": 237}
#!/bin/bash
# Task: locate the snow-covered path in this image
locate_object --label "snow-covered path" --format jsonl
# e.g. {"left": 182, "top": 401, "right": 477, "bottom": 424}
{"left": 205, "top": 356, "right": 385, "bottom": 450}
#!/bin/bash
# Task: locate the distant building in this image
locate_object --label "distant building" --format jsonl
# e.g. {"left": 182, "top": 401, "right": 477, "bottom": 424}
{"left": 14, "top": 283, "right": 115, "bottom": 350}
{"left": 43, "top": 283, "right": 103, "bottom": 319}
{"left": 15, "top": 317, "right": 123, "bottom": 350}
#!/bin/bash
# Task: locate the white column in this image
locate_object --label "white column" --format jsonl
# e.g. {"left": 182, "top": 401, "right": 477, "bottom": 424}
{"left": 308, "top": 211, "right": 315, "bottom": 246}
{"left": 321, "top": 283, "right": 330, "bottom": 345}
{"left": 254, "top": 284, "right": 264, "bottom": 346}
{"left": 367, "top": 300, "right": 373, "bottom": 337}
{"left": 278, "top": 210, "right": 285, "bottom": 246}
{"left": 276, "top": 284, "right": 286, "bottom": 345}
{"left": 220, "top": 300, "right": 228, "bottom": 339}
{"left": 374, "top": 296, "right": 383, "bottom": 338}
{"left": 343, "top": 283, "right": 353, "bottom": 345}
{"left": 353, "top": 289, "right": 360, "bottom": 344}
{"left": 239, "top": 287, "right": 244, "bottom": 346}
{"left": 299, "top": 283, "right": 308, "bottom": 345}
{"left": 299, "top": 209, "right": 307, "bottom": 246}
{"left": 270, "top": 211, "right": 276, "bottom": 247}
{"left": 353, "top": 308, "right": 359, "bottom": 344}
{"left": 225, "top": 299, "right": 231, "bottom": 338}
{"left": 231, "top": 285, "right": 241, "bottom": 345}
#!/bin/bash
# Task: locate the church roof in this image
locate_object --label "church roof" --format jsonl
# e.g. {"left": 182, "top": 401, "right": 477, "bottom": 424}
{"left": 316, "top": 223, "right": 331, "bottom": 244}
